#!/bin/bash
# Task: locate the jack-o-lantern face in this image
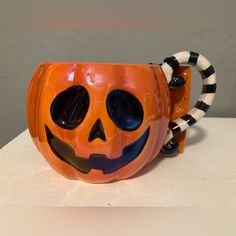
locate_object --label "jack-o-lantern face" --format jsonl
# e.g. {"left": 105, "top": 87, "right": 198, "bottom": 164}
{"left": 27, "top": 63, "right": 170, "bottom": 183}
{"left": 46, "top": 86, "right": 149, "bottom": 174}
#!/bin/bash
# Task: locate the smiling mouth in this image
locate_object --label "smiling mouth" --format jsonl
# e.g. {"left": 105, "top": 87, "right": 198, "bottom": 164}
{"left": 45, "top": 125, "right": 150, "bottom": 174}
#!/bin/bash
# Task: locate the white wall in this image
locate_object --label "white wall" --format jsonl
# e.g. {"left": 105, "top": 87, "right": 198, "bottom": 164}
{"left": 0, "top": 0, "right": 235, "bottom": 147}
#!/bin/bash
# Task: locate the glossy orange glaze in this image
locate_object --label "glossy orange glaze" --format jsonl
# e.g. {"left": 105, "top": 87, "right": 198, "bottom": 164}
{"left": 27, "top": 63, "right": 171, "bottom": 183}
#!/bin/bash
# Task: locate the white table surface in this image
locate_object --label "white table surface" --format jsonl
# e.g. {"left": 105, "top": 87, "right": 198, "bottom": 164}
{"left": 0, "top": 118, "right": 236, "bottom": 206}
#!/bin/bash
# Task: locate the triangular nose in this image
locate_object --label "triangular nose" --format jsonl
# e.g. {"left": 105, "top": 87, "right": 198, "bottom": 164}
{"left": 88, "top": 119, "right": 106, "bottom": 142}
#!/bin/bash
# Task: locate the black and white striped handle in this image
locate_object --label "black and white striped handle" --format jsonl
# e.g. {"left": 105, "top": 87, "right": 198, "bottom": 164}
{"left": 161, "top": 51, "right": 216, "bottom": 152}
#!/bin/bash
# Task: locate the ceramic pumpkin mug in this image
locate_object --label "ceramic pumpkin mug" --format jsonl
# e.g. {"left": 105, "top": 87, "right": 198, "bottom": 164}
{"left": 27, "top": 51, "right": 216, "bottom": 183}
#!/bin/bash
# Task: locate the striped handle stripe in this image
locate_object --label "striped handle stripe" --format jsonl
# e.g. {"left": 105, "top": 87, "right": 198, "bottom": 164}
{"left": 161, "top": 51, "right": 217, "bottom": 145}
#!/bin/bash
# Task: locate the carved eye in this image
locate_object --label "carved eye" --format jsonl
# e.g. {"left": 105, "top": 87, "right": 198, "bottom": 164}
{"left": 50, "top": 86, "right": 89, "bottom": 129}
{"left": 106, "top": 90, "right": 144, "bottom": 131}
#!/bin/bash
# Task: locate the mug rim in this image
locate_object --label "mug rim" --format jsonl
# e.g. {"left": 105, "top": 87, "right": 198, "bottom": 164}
{"left": 38, "top": 62, "right": 160, "bottom": 67}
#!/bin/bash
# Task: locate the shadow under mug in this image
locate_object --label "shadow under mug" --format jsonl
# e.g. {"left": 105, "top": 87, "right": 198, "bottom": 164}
{"left": 27, "top": 51, "right": 216, "bottom": 183}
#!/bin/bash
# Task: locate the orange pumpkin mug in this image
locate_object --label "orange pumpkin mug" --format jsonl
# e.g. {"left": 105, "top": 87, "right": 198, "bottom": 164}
{"left": 27, "top": 51, "right": 216, "bottom": 183}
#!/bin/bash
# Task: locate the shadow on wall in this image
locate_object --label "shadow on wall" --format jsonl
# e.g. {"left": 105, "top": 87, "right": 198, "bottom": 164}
{"left": 185, "top": 125, "right": 208, "bottom": 147}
